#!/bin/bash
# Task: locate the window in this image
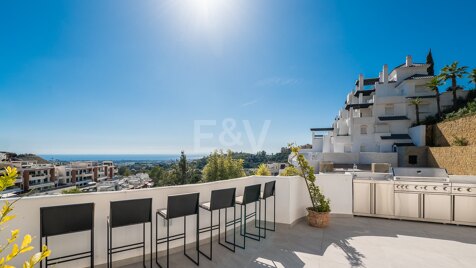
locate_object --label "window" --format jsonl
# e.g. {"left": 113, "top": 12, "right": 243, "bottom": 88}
{"left": 385, "top": 104, "right": 394, "bottom": 115}
{"left": 409, "top": 155, "right": 418, "bottom": 165}
{"left": 360, "top": 125, "right": 368, "bottom": 135}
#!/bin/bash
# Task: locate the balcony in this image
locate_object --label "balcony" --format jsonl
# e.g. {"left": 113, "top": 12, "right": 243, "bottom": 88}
{"left": 3, "top": 175, "right": 476, "bottom": 267}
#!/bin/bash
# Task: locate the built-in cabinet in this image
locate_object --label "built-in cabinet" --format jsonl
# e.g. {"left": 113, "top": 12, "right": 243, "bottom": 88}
{"left": 453, "top": 195, "right": 476, "bottom": 224}
{"left": 353, "top": 180, "right": 394, "bottom": 217}
{"left": 353, "top": 180, "right": 476, "bottom": 226}
{"left": 395, "top": 192, "right": 420, "bottom": 218}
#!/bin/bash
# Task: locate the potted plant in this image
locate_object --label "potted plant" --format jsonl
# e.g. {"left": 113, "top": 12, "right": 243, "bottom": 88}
{"left": 289, "top": 145, "right": 331, "bottom": 227}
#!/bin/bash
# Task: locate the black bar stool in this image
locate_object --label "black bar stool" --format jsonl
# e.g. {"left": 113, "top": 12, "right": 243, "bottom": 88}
{"left": 40, "top": 203, "right": 95, "bottom": 268}
{"left": 198, "top": 188, "right": 236, "bottom": 260}
{"left": 255, "top": 180, "right": 276, "bottom": 238}
{"left": 156, "top": 193, "right": 200, "bottom": 268}
{"left": 227, "top": 184, "right": 261, "bottom": 249}
{"left": 107, "top": 198, "right": 152, "bottom": 268}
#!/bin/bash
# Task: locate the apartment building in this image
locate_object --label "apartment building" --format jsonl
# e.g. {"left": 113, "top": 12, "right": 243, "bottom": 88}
{"left": 5, "top": 160, "right": 116, "bottom": 192}
{"left": 300, "top": 54, "right": 469, "bottom": 169}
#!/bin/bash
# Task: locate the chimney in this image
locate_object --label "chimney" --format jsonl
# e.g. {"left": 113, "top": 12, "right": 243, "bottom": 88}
{"left": 358, "top": 74, "right": 364, "bottom": 91}
{"left": 406, "top": 55, "right": 412, "bottom": 67}
{"left": 382, "top": 64, "right": 388, "bottom": 83}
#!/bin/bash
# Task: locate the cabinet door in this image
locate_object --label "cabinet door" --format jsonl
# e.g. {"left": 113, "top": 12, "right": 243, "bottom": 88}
{"left": 395, "top": 192, "right": 420, "bottom": 218}
{"left": 424, "top": 194, "right": 451, "bottom": 221}
{"left": 375, "top": 183, "right": 394, "bottom": 216}
{"left": 353, "top": 182, "right": 371, "bottom": 214}
{"left": 454, "top": 196, "right": 476, "bottom": 223}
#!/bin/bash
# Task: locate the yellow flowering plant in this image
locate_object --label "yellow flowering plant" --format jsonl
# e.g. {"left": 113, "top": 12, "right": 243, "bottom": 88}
{"left": 0, "top": 167, "right": 50, "bottom": 268}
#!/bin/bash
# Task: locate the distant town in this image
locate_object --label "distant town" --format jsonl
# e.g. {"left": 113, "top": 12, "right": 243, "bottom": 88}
{"left": 0, "top": 149, "right": 292, "bottom": 197}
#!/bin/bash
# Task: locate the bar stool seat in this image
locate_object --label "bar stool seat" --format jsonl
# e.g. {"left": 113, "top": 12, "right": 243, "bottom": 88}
{"left": 40, "top": 203, "right": 95, "bottom": 268}
{"left": 156, "top": 192, "right": 200, "bottom": 268}
{"left": 199, "top": 202, "right": 211, "bottom": 210}
{"left": 229, "top": 184, "right": 262, "bottom": 249}
{"left": 235, "top": 196, "right": 244, "bottom": 204}
{"left": 255, "top": 181, "right": 276, "bottom": 238}
{"left": 158, "top": 209, "right": 167, "bottom": 218}
{"left": 198, "top": 188, "right": 236, "bottom": 260}
{"left": 107, "top": 198, "right": 152, "bottom": 268}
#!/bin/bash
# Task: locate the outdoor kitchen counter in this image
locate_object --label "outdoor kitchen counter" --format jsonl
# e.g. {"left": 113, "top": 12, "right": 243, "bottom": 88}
{"left": 449, "top": 175, "right": 476, "bottom": 184}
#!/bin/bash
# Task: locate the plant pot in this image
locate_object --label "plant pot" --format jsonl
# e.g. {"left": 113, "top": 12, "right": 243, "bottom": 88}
{"left": 306, "top": 207, "right": 330, "bottom": 228}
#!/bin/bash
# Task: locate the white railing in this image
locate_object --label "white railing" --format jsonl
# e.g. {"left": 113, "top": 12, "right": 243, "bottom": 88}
{"left": 1, "top": 175, "right": 316, "bottom": 267}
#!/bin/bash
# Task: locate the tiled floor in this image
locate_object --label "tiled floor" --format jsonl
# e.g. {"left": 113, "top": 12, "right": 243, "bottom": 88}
{"left": 122, "top": 216, "right": 476, "bottom": 268}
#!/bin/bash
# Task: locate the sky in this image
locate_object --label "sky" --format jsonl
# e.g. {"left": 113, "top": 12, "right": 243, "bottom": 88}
{"left": 1, "top": 0, "right": 475, "bottom": 155}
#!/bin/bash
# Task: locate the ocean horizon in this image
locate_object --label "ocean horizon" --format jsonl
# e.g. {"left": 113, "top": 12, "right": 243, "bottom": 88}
{"left": 38, "top": 154, "right": 205, "bottom": 162}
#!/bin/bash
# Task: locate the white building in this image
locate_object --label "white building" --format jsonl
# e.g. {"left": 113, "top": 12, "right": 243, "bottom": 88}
{"left": 3, "top": 160, "right": 115, "bottom": 192}
{"left": 266, "top": 163, "right": 289, "bottom": 176}
{"left": 300, "top": 54, "right": 468, "bottom": 169}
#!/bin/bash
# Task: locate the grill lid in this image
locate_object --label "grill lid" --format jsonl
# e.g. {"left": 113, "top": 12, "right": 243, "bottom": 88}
{"left": 392, "top": 167, "right": 449, "bottom": 182}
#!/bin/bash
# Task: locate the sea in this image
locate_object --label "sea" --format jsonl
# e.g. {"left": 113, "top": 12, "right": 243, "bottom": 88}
{"left": 38, "top": 154, "right": 204, "bottom": 162}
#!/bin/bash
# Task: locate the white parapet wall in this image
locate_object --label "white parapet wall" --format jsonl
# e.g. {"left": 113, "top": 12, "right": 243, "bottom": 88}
{"left": 0, "top": 175, "right": 353, "bottom": 267}
{"left": 314, "top": 173, "right": 353, "bottom": 214}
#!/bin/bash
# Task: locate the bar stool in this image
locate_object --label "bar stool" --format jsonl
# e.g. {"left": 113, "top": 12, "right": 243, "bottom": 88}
{"left": 228, "top": 184, "right": 261, "bottom": 249}
{"left": 107, "top": 198, "right": 152, "bottom": 268}
{"left": 255, "top": 180, "right": 276, "bottom": 238}
{"left": 40, "top": 203, "right": 95, "bottom": 268}
{"left": 156, "top": 193, "right": 200, "bottom": 268}
{"left": 198, "top": 188, "right": 236, "bottom": 260}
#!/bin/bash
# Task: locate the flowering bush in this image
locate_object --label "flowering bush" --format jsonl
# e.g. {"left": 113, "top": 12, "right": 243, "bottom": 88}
{"left": 0, "top": 167, "right": 50, "bottom": 268}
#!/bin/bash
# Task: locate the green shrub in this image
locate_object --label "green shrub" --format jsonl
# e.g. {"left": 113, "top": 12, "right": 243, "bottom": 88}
{"left": 255, "top": 164, "right": 271, "bottom": 176}
{"left": 453, "top": 136, "right": 469, "bottom": 146}
{"left": 61, "top": 187, "right": 83, "bottom": 194}
{"left": 281, "top": 165, "right": 301, "bottom": 176}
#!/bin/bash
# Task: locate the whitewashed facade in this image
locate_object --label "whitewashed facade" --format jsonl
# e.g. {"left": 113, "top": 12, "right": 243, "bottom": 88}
{"left": 302, "top": 55, "right": 468, "bottom": 168}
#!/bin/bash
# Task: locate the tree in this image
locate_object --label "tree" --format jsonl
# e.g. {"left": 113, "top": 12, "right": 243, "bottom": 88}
{"left": 149, "top": 166, "right": 165, "bottom": 186}
{"left": 177, "top": 151, "right": 188, "bottom": 185}
{"left": 255, "top": 164, "right": 271, "bottom": 176}
{"left": 202, "top": 150, "right": 246, "bottom": 182}
{"left": 409, "top": 98, "right": 423, "bottom": 125}
{"left": 440, "top": 61, "right": 468, "bottom": 108}
{"left": 0, "top": 167, "right": 51, "bottom": 267}
{"left": 426, "top": 76, "right": 445, "bottom": 118}
{"left": 426, "top": 49, "right": 434, "bottom": 76}
{"left": 118, "top": 166, "right": 131, "bottom": 176}
{"left": 469, "top": 69, "right": 476, "bottom": 89}
{"left": 281, "top": 165, "right": 301, "bottom": 176}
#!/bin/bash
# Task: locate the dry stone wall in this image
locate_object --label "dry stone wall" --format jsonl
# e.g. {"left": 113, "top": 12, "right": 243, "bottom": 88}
{"left": 426, "top": 114, "right": 476, "bottom": 175}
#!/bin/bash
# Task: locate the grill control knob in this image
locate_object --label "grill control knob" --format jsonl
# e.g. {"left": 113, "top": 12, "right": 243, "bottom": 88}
{"left": 468, "top": 188, "right": 472, "bottom": 192}
{"left": 414, "top": 186, "right": 419, "bottom": 190}
{"left": 423, "top": 186, "right": 428, "bottom": 190}
{"left": 405, "top": 185, "right": 409, "bottom": 189}
{"left": 433, "top": 186, "right": 438, "bottom": 190}
{"left": 457, "top": 188, "right": 462, "bottom": 192}
{"left": 443, "top": 187, "right": 448, "bottom": 191}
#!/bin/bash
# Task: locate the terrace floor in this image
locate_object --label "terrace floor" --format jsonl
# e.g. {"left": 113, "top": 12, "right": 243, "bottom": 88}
{"left": 122, "top": 216, "right": 476, "bottom": 268}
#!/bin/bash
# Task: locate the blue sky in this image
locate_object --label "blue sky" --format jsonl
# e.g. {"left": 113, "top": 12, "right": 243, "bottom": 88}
{"left": 1, "top": 0, "right": 475, "bottom": 155}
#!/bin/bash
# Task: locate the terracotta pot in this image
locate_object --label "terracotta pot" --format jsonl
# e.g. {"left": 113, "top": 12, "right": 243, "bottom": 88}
{"left": 306, "top": 208, "right": 330, "bottom": 228}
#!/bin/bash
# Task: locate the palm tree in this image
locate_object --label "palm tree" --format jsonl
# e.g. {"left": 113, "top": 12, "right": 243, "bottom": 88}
{"left": 409, "top": 98, "right": 423, "bottom": 125}
{"left": 440, "top": 61, "right": 468, "bottom": 108}
{"left": 426, "top": 76, "right": 445, "bottom": 118}
{"left": 469, "top": 69, "right": 476, "bottom": 89}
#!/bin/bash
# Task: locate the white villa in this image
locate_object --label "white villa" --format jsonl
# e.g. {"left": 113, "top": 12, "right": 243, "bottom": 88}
{"left": 300, "top": 54, "right": 468, "bottom": 170}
